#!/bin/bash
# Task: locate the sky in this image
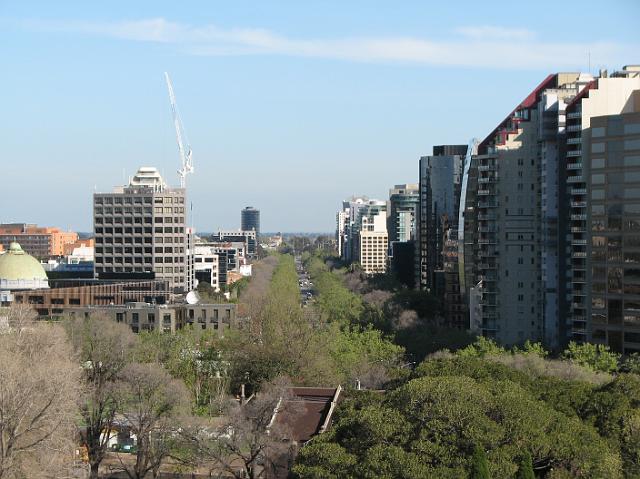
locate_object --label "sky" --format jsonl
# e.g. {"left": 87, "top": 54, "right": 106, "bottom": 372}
{"left": 1, "top": 1, "right": 639, "bottom": 233}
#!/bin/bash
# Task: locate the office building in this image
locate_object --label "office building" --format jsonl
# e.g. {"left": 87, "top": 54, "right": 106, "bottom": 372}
{"left": 241, "top": 207, "right": 260, "bottom": 238}
{"left": 217, "top": 230, "right": 257, "bottom": 257}
{"left": 417, "top": 145, "right": 467, "bottom": 290}
{"left": 93, "top": 166, "right": 190, "bottom": 293}
{"left": 193, "top": 245, "right": 220, "bottom": 292}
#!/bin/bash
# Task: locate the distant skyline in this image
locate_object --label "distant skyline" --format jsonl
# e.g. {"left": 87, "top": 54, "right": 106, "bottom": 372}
{"left": 1, "top": 0, "right": 638, "bottom": 232}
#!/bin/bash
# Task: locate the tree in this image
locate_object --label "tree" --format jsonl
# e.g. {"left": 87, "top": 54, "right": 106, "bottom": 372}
{"left": 515, "top": 451, "right": 535, "bottom": 479}
{"left": 470, "top": 445, "right": 490, "bottom": 479}
{"left": 187, "top": 378, "right": 298, "bottom": 479}
{"left": 562, "top": 341, "right": 621, "bottom": 373}
{"left": 116, "top": 362, "right": 190, "bottom": 479}
{"left": 0, "top": 305, "right": 81, "bottom": 479}
{"left": 65, "top": 314, "right": 137, "bottom": 479}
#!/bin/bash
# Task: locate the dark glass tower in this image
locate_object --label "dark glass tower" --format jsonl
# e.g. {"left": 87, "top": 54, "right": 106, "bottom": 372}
{"left": 241, "top": 207, "right": 260, "bottom": 238}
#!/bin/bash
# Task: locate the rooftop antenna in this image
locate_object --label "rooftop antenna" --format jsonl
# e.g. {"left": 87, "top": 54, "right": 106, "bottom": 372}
{"left": 164, "top": 72, "right": 194, "bottom": 188}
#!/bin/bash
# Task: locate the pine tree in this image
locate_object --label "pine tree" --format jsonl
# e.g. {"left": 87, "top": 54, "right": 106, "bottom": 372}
{"left": 516, "top": 451, "right": 535, "bottom": 479}
{"left": 470, "top": 444, "right": 490, "bottom": 479}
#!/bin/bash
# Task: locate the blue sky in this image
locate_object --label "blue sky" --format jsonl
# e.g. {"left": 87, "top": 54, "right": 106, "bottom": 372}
{"left": 1, "top": 0, "right": 638, "bottom": 232}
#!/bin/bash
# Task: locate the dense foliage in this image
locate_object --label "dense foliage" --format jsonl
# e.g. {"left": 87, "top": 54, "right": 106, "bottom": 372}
{"left": 294, "top": 352, "right": 640, "bottom": 478}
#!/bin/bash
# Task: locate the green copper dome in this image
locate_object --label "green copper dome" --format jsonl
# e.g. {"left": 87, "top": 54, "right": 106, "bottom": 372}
{"left": 0, "top": 242, "right": 48, "bottom": 281}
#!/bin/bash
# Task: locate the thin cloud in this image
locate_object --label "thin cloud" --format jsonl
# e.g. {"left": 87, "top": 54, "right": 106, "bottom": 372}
{"left": 19, "top": 18, "right": 635, "bottom": 70}
{"left": 455, "top": 25, "right": 535, "bottom": 41}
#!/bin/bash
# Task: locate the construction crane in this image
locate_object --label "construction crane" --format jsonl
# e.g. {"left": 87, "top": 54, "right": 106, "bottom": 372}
{"left": 164, "top": 72, "right": 193, "bottom": 188}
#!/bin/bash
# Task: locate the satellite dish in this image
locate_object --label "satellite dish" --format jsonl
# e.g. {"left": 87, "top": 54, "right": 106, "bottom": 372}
{"left": 186, "top": 291, "right": 201, "bottom": 305}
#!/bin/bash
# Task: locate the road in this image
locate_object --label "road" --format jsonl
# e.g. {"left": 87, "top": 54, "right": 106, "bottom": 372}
{"left": 294, "top": 255, "right": 314, "bottom": 307}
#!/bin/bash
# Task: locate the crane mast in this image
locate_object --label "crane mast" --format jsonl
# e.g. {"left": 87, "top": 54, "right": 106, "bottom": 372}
{"left": 164, "top": 72, "right": 193, "bottom": 188}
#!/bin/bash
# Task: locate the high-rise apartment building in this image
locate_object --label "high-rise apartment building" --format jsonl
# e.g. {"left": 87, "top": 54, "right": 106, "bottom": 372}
{"left": 417, "top": 145, "right": 467, "bottom": 291}
{"left": 337, "top": 196, "right": 369, "bottom": 263}
{"left": 241, "top": 207, "right": 260, "bottom": 238}
{"left": 461, "top": 74, "right": 592, "bottom": 346}
{"left": 562, "top": 67, "right": 640, "bottom": 349}
{"left": 387, "top": 184, "right": 419, "bottom": 244}
{"left": 93, "top": 167, "right": 190, "bottom": 294}
{"left": 387, "top": 184, "right": 419, "bottom": 287}
{"left": 357, "top": 200, "right": 388, "bottom": 274}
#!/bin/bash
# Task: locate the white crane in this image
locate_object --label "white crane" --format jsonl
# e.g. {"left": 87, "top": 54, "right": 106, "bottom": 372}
{"left": 164, "top": 72, "right": 193, "bottom": 188}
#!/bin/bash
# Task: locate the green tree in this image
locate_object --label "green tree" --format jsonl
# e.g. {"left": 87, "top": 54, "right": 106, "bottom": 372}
{"left": 470, "top": 445, "right": 490, "bottom": 479}
{"left": 562, "top": 341, "right": 621, "bottom": 373}
{"left": 457, "top": 336, "right": 507, "bottom": 357}
{"left": 515, "top": 451, "right": 535, "bottom": 479}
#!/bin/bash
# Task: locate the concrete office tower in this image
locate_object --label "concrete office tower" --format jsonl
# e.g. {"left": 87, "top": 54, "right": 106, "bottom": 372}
{"left": 387, "top": 184, "right": 419, "bottom": 287}
{"left": 357, "top": 200, "right": 388, "bottom": 274}
{"left": 241, "top": 207, "right": 260, "bottom": 238}
{"left": 417, "top": 145, "right": 467, "bottom": 291}
{"left": 93, "top": 167, "right": 189, "bottom": 294}
{"left": 462, "top": 74, "right": 591, "bottom": 346}
{"left": 564, "top": 66, "right": 640, "bottom": 351}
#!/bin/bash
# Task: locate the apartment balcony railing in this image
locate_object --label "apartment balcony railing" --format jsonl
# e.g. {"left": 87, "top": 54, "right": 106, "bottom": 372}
{"left": 571, "top": 214, "right": 587, "bottom": 220}
{"left": 570, "top": 201, "right": 587, "bottom": 208}
{"left": 567, "top": 175, "right": 583, "bottom": 183}
{"left": 567, "top": 162, "right": 583, "bottom": 170}
{"left": 478, "top": 201, "right": 498, "bottom": 208}
{"left": 566, "top": 149, "right": 582, "bottom": 157}
{"left": 571, "top": 188, "right": 587, "bottom": 195}
{"left": 571, "top": 238, "right": 587, "bottom": 245}
{"left": 478, "top": 165, "right": 497, "bottom": 172}
{"left": 566, "top": 136, "right": 582, "bottom": 144}
{"left": 572, "top": 252, "right": 587, "bottom": 258}
{"left": 571, "top": 226, "right": 586, "bottom": 233}
{"left": 566, "top": 111, "right": 582, "bottom": 120}
{"left": 567, "top": 124, "right": 582, "bottom": 132}
{"left": 477, "top": 189, "right": 492, "bottom": 196}
{"left": 478, "top": 213, "right": 497, "bottom": 221}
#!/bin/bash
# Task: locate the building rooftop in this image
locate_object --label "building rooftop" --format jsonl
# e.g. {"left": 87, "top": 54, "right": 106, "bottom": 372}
{"left": 0, "top": 242, "right": 48, "bottom": 281}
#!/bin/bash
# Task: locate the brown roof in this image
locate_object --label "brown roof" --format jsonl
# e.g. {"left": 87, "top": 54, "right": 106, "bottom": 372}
{"left": 274, "top": 386, "right": 342, "bottom": 443}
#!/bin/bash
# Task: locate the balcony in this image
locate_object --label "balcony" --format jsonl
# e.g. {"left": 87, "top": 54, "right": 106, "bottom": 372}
{"left": 566, "top": 136, "right": 582, "bottom": 144}
{"left": 570, "top": 201, "right": 587, "bottom": 208}
{"left": 567, "top": 175, "right": 583, "bottom": 183}
{"left": 477, "top": 189, "right": 492, "bottom": 196}
{"left": 478, "top": 213, "right": 497, "bottom": 221}
{"left": 571, "top": 188, "right": 587, "bottom": 195}
{"left": 566, "top": 111, "right": 582, "bottom": 120}
{"left": 478, "top": 165, "right": 497, "bottom": 172}
{"left": 566, "top": 149, "right": 582, "bottom": 158}
{"left": 478, "top": 176, "right": 497, "bottom": 184}
{"left": 571, "top": 214, "right": 587, "bottom": 220}
{"left": 571, "top": 238, "right": 587, "bottom": 245}
{"left": 566, "top": 162, "right": 583, "bottom": 170}
{"left": 478, "top": 238, "right": 497, "bottom": 244}
{"left": 478, "top": 201, "right": 498, "bottom": 208}
{"left": 567, "top": 124, "right": 582, "bottom": 132}
{"left": 572, "top": 252, "right": 587, "bottom": 258}
{"left": 570, "top": 226, "right": 586, "bottom": 233}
